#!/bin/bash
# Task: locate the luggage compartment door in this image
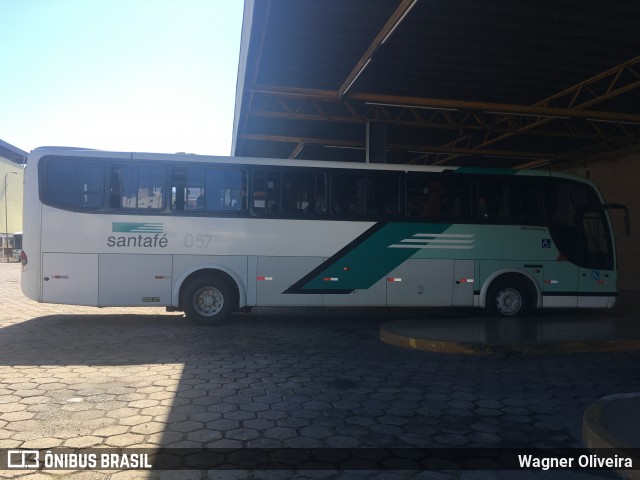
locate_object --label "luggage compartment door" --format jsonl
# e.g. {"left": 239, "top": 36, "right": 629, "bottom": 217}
{"left": 42, "top": 253, "right": 99, "bottom": 305}
{"left": 98, "top": 254, "right": 172, "bottom": 306}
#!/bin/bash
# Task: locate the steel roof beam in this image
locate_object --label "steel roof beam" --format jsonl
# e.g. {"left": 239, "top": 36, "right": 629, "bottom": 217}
{"left": 239, "top": 133, "right": 555, "bottom": 160}
{"left": 249, "top": 84, "right": 640, "bottom": 124}
{"left": 245, "top": 55, "right": 640, "bottom": 164}
{"left": 338, "top": 0, "right": 419, "bottom": 99}
{"left": 247, "top": 91, "right": 636, "bottom": 142}
{"left": 289, "top": 143, "right": 305, "bottom": 159}
{"left": 435, "top": 55, "right": 640, "bottom": 164}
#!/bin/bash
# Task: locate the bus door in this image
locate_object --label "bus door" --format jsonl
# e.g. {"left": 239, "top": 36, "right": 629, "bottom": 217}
{"left": 542, "top": 260, "right": 578, "bottom": 307}
{"left": 543, "top": 179, "right": 616, "bottom": 307}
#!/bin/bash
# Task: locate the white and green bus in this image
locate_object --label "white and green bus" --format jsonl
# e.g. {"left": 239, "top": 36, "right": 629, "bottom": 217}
{"left": 21, "top": 147, "right": 627, "bottom": 323}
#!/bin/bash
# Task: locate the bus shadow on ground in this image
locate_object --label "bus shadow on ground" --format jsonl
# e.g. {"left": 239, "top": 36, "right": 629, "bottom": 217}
{"left": 0, "top": 306, "right": 467, "bottom": 366}
{"left": 0, "top": 306, "right": 629, "bottom": 364}
{"left": 1, "top": 309, "right": 640, "bottom": 473}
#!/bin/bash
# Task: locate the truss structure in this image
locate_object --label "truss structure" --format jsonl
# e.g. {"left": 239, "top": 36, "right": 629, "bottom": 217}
{"left": 238, "top": 0, "right": 640, "bottom": 168}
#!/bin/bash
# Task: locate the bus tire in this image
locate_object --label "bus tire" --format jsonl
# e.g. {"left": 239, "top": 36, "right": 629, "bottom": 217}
{"left": 181, "top": 275, "right": 235, "bottom": 324}
{"left": 485, "top": 275, "right": 533, "bottom": 317}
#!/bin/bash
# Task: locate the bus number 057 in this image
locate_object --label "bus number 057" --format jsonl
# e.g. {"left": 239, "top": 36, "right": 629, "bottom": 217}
{"left": 184, "top": 234, "right": 212, "bottom": 249}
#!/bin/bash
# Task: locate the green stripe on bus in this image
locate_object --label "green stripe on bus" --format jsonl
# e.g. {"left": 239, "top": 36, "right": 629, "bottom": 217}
{"left": 299, "top": 223, "right": 451, "bottom": 291}
{"left": 112, "top": 222, "right": 163, "bottom": 233}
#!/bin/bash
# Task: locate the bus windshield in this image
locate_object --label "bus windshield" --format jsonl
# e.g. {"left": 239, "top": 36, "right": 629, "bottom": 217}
{"left": 543, "top": 179, "right": 613, "bottom": 270}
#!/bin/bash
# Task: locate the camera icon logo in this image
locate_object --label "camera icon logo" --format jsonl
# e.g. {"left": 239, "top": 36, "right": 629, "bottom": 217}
{"left": 7, "top": 450, "right": 40, "bottom": 469}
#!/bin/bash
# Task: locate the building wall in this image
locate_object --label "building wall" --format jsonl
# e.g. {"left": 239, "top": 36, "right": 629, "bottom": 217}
{"left": 559, "top": 152, "right": 640, "bottom": 292}
{"left": 0, "top": 158, "right": 24, "bottom": 237}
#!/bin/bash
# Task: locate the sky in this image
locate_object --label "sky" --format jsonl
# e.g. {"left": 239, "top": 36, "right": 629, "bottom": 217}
{"left": 0, "top": 0, "right": 244, "bottom": 155}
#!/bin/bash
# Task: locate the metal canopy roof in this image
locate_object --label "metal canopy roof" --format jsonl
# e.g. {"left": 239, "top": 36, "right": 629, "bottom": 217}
{"left": 0, "top": 139, "right": 27, "bottom": 165}
{"left": 232, "top": 0, "right": 640, "bottom": 169}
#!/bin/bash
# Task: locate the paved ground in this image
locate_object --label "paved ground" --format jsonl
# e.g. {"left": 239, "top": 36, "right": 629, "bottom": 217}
{"left": 0, "top": 262, "right": 638, "bottom": 479}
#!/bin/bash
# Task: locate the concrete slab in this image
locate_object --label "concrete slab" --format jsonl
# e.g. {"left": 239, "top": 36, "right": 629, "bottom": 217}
{"left": 380, "top": 315, "right": 640, "bottom": 354}
{"left": 583, "top": 393, "right": 640, "bottom": 480}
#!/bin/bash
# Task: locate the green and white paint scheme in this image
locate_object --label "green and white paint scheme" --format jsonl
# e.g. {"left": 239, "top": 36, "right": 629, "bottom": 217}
{"left": 284, "top": 221, "right": 615, "bottom": 308}
{"left": 21, "top": 147, "right": 619, "bottom": 322}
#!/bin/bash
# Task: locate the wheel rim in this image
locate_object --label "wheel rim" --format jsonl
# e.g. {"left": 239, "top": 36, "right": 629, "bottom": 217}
{"left": 495, "top": 287, "right": 522, "bottom": 316}
{"left": 193, "top": 286, "right": 224, "bottom": 317}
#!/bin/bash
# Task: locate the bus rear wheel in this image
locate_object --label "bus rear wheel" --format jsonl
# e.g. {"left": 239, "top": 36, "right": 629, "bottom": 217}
{"left": 485, "top": 275, "right": 533, "bottom": 317}
{"left": 181, "top": 276, "right": 234, "bottom": 324}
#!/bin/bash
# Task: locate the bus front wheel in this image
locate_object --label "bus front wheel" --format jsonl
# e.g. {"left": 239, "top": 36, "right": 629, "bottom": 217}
{"left": 485, "top": 275, "right": 534, "bottom": 317}
{"left": 181, "top": 276, "right": 235, "bottom": 324}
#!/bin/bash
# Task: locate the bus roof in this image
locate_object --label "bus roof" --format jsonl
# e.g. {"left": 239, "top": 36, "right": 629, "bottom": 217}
{"left": 29, "top": 146, "right": 592, "bottom": 184}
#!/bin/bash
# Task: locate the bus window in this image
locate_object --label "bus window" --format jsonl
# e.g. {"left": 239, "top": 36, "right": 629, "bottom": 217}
{"left": 406, "top": 175, "right": 442, "bottom": 218}
{"left": 477, "top": 176, "right": 542, "bottom": 225}
{"left": 477, "top": 177, "right": 509, "bottom": 221}
{"left": 509, "top": 178, "right": 542, "bottom": 225}
{"left": 44, "top": 158, "right": 104, "bottom": 210}
{"left": 171, "top": 167, "right": 188, "bottom": 211}
{"left": 315, "top": 173, "right": 327, "bottom": 214}
{"left": 441, "top": 175, "right": 472, "bottom": 220}
{"left": 253, "top": 171, "right": 282, "bottom": 214}
{"left": 171, "top": 166, "right": 204, "bottom": 211}
{"left": 116, "top": 165, "right": 165, "bottom": 210}
{"left": 205, "top": 169, "right": 245, "bottom": 212}
{"left": 282, "top": 171, "right": 326, "bottom": 215}
{"left": 368, "top": 174, "right": 400, "bottom": 217}
{"left": 331, "top": 173, "right": 366, "bottom": 217}
{"left": 188, "top": 168, "right": 206, "bottom": 210}
{"left": 172, "top": 166, "right": 245, "bottom": 213}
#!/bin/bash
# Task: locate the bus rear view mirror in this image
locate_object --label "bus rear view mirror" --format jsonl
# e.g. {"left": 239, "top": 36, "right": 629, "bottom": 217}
{"left": 602, "top": 203, "right": 630, "bottom": 235}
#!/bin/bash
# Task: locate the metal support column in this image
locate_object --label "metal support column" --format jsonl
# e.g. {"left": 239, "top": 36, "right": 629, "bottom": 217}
{"left": 366, "top": 121, "right": 386, "bottom": 163}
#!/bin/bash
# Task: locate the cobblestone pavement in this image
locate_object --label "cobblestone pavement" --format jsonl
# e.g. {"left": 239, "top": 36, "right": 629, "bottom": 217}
{"left": 0, "top": 262, "right": 638, "bottom": 480}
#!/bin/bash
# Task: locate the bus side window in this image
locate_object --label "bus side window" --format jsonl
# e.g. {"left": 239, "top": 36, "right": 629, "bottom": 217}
{"left": 476, "top": 176, "right": 542, "bottom": 225}
{"left": 45, "top": 159, "right": 104, "bottom": 210}
{"left": 118, "top": 165, "right": 165, "bottom": 210}
{"left": 330, "top": 173, "right": 365, "bottom": 217}
{"left": 171, "top": 166, "right": 245, "bottom": 213}
{"left": 204, "top": 169, "right": 245, "bottom": 212}
{"left": 186, "top": 168, "right": 205, "bottom": 211}
{"left": 368, "top": 174, "right": 400, "bottom": 217}
{"left": 441, "top": 175, "right": 472, "bottom": 220}
{"left": 253, "top": 171, "right": 281, "bottom": 214}
{"left": 110, "top": 169, "right": 122, "bottom": 208}
{"left": 315, "top": 173, "right": 327, "bottom": 214}
{"left": 405, "top": 175, "right": 442, "bottom": 219}
{"left": 280, "top": 171, "right": 326, "bottom": 216}
{"left": 171, "top": 166, "right": 204, "bottom": 211}
{"left": 509, "top": 178, "right": 542, "bottom": 225}
{"left": 477, "top": 177, "right": 508, "bottom": 221}
{"left": 171, "top": 167, "right": 187, "bottom": 211}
